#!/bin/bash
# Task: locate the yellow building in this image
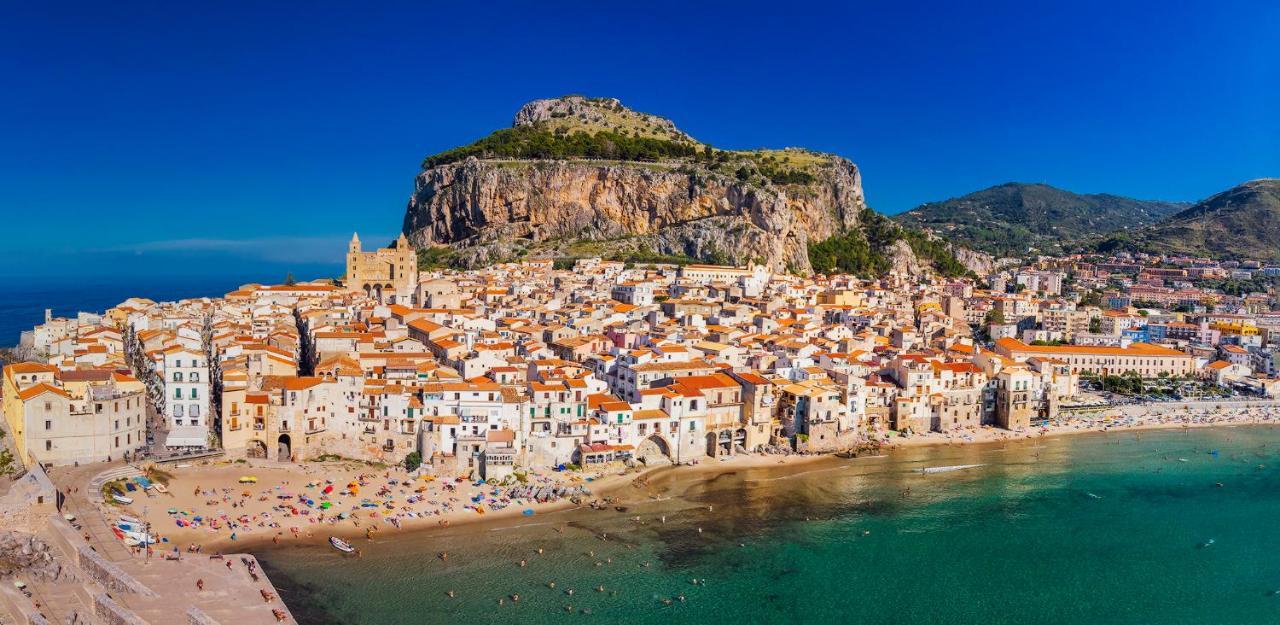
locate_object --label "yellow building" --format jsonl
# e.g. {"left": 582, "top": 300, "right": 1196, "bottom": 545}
{"left": 3, "top": 364, "right": 147, "bottom": 467}
{"left": 346, "top": 232, "right": 418, "bottom": 304}
{"left": 994, "top": 338, "right": 1195, "bottom": 379}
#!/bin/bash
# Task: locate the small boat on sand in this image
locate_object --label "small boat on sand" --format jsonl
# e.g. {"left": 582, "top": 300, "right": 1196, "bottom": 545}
{"left": 112, "top": 494, "right": 134, "bottom": 505}
{"left": 329, "top": 537, "right": 356, "bottom": 553}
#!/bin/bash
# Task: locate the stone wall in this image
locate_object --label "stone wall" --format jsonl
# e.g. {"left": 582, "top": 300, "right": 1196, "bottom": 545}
{"left": 26, "top": 611, "right": 53, "bottom": 625}
{"left": 185, "top": 607, "right": 221, "bottom": 625}
{"left": 77, "top": 547, "right": 156, "bottom": 597}
{"left": 93, "top": 593, "right": 149, "bottom": 625}
{"left": 0, "top": 470, "right": 56, "bottom": 534}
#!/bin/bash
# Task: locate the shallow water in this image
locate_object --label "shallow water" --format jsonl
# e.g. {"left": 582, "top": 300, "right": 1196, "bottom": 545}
{"left": 258, "top": 427, "right": 1280, "bottom": 624}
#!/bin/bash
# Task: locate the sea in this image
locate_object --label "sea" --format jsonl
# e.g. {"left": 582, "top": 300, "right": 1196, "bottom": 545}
{"left": 255, "top": 427, "right": 1280, "bottom": 625}
{"left": 0, "top": 274, "right": 327, "bottom": 348}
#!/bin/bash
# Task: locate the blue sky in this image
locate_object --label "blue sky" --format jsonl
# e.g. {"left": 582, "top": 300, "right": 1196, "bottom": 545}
{"left": 2, "top": 1, "right": 1277, "bottom": 279}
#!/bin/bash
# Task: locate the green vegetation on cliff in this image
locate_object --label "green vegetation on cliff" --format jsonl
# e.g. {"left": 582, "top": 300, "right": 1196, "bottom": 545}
{"left": 808, "top": 209, "right": 973, "bottom": 278}
{"left": 423, "top": 126, "right": 699, "bottom": 168}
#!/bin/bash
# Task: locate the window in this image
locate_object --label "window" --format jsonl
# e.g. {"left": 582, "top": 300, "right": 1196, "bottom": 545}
{"left": 46, "top": 441, "right": 52, "bottom": 451}
{"left": 174, "top": 404, "right": 184, "bottom": 417}
{"left": 44, "top": 420, "right": 51, "bottom": 430}
{"left": 190, "top": 388, "right": 199, "bottom": 399}
{"left": 173, "top": 372, "right": 183, "bottom": 382}
{"left": 190, "top": 372, "right": 200, "bottom": 383}
{"left": 190, "top": 405, "right": 200, "bottom": 417}
{"left": 174, "top": 388, "right": 182, "bottom": 399}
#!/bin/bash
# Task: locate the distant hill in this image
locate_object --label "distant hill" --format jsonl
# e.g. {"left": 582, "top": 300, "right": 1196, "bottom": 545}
{"left": 892, "top": 182, "right": 1186, "bottom": 257}
{"left": 1098, "top": 179, "right": 1280, "bottom": 261}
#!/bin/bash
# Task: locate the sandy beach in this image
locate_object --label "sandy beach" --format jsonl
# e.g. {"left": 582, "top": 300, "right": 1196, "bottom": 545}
{"left": 887, "top": 399, "right": 1280, "bottom": 448}
{"left": 92, "top": 399, "right": 1280, "bottom": 556}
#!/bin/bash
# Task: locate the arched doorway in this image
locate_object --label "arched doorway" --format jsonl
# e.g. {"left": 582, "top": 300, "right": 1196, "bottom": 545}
{"left": 635, "top": 434, "right": 671, "bottom": 465}
{"left": 247, "top": 440, "right": 268, "bottom": 459}
{"left": 277, "top": 434, "right": 292, "bottom": 462}
{"left": 363, "top": 284, "right": 372, "bottom": 298}
{"left": 705, "top": 432, "right": 719, "bottom": 457}
{"left": 372, "top": 284, "right": 382, "bottom": 302}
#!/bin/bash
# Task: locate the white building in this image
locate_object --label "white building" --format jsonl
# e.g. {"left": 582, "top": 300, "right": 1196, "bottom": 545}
{"left": 161, "top": 345, "right": 210, "bottom": 448}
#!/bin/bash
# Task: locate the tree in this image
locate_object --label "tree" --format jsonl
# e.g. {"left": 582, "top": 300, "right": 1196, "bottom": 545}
{"left": 985, "top": 308, "right": 1005, "bottom": 326}
{"left": 0, "top": 449, "right": 14, "bottom": 478}
{"left": 403, "top": 451, "right": 422, "bottom": 472}
{"left": 0, "top": 427, "right": 14, "bottom": 478}
{"left": 284, "top": 272, "right": 297, "bottom": 286}
{"left": 1088, "top": 318, "right": 1102, "bottom": 334}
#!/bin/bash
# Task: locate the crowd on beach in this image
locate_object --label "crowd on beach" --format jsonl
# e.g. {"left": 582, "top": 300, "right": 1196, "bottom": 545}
{"left": 106, "top": 461, "right": 617, "bottom": 552}
{"left": 99, "top": 399, "right": 1280, "bottom": 554}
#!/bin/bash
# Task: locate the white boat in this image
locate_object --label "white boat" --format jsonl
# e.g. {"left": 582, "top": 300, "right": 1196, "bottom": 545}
{"left": 329, "top": 536, "right": 356, "bottom": 553}
{"left": 123, "top": 530, "right": 154, "bottom": 545}
{"left": 154, "top": 483, "right": 169, "bottom": 494}
{"left": 118, "top": 515, "right": 142, "bottom": 525}
{"left": 918, "top": 464, "right": 984, "bottom": 474}
{"left": 112, "top": 494, "right": 134, "bottom": 505}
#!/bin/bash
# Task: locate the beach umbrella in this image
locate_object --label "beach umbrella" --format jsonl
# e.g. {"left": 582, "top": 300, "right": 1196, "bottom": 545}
{"left": 13, "top": 581, "right": 26, "bottom": 589}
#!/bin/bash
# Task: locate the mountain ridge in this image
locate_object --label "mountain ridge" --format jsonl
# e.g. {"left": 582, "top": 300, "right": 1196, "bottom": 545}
{"left": 1098, "top": 178, "right": 1280, "bottom": 260}
{"left": 892, "top": 182, "right": 1187, "bottom": 257}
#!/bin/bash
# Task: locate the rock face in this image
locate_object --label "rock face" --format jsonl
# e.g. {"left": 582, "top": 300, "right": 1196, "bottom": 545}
{"left": 0, "top": 531, "right": 71, "bottom": 582}
{"left": 513, "top": 95, "right": 692, "bottom": 141}
{"left": 403, "top": 154, "right": 866, "bottom": 273}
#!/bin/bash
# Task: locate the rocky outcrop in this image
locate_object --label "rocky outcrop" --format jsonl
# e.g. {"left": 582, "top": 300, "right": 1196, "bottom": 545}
{"left": 0, "top": 532, "right": 72, "bottom": 583}
{"left": 513, "top": 95, "right": 691, "bottom": 141}
{"left": 403, "top": 156, "right": 866, "bottom": 273}
{"left": 950, "top": 244, "right": 1001, "bottom": 276}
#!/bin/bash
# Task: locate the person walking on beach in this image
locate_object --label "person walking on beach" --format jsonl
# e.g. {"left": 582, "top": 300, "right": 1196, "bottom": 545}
{"left": 196, "top": 579, "right": 204, "bottom": 591}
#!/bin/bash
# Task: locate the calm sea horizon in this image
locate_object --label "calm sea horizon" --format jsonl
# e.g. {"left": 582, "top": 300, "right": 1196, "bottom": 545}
{"left": 0, "top": 272, "right": 334, "bottom": 348}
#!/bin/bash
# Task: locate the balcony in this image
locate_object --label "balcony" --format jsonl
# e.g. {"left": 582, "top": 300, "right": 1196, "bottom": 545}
{"left": 253, "top": 422, "right": 265, "bottom": 431}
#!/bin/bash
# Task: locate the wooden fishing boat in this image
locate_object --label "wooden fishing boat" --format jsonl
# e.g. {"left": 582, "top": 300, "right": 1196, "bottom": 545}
{"left": 112, "top": 494, "right": 134, "bottom": 505}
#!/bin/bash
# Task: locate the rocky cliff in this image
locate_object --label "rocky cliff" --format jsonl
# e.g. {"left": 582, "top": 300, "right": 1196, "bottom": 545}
{"left": 403, "top": 96, "right": 885, "bottom": 273}
{"left": 404, "top": 155, "right": 865, "bottom": 272}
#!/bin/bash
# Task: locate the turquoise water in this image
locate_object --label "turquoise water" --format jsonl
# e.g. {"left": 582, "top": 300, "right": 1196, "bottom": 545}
{"left": 257, "top": 427, "right": 1280, "bottom": 624}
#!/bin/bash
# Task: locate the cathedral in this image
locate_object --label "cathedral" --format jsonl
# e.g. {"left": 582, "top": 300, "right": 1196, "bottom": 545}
{"left": 345, "top": 233, "right": 419, "bottom": 304}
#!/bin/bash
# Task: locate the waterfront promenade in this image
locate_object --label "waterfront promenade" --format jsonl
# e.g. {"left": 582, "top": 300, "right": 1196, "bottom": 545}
{"left": 0, "top": 460, "right": 296, "bottom": 625}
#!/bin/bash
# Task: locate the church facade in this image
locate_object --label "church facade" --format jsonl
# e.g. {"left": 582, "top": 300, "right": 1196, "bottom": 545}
{"left": 345, "top": 233, "right": 419, "bottom": 304}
